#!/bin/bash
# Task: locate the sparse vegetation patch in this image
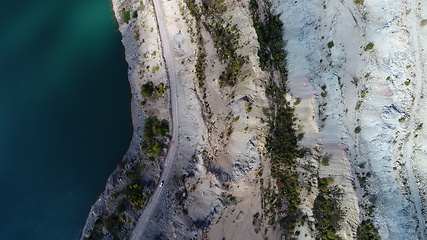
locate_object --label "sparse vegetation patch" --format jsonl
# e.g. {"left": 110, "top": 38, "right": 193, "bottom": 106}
{"left": 185, "top": 0, "right": 246, "bottom": 87}
{"left": 313, "top": 178, "right": 344, "bottom": 240}
{"left": 250, "top": 0, "right": 305, "bottom": 235}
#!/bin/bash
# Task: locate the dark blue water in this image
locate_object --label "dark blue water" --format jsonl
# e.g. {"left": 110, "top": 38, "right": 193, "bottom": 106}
{"left": 0, "top": 1, "right": 132, "bottom": 239}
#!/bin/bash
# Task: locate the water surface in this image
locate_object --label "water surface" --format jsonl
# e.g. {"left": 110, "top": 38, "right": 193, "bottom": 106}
{"left": 0, "top": 1, "right": 132, "bottom": 239}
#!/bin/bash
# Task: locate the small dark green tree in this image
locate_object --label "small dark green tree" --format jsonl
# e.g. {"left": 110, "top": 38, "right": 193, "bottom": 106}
{"left": 141, "top": 82, "right": 154, "bottom": 98}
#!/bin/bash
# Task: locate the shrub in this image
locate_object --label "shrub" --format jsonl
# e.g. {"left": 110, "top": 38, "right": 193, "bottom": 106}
{"left": 143, "top": 117, "right": 169, "bottom": 139}
{"left": 123, "top": 184, "right": 146, "bottom": 211}
{"left": 116, "top": 198, "right": 126, "bottom": 214}
{"left": 321, "top": 92, "right": 327, "bottom": 98}
{"left": 148, "top": 142, "right": 164, "bottom": 156}
{"left": 355, "top": 126, "right": 361, "bottom": 134}
{"left": 318, "top": 178, "right": 329, "bottom": 192}
{"left": 297, "top": 133, "right": 304, "bottom": 141}
{"left": 355, "top": 101, "right": 362, "bottom": 110}
{"left": 327, "top": 41, "right": 334, "bottom": 48}
{"left": 357, "top": 219, "right": 380, "bottom": 240}
{"left": 141, "top": 82, "right": 154, "bottom": 98}
{"left": 364, "top": 43, "right": 374, "bottom": 51}
{"left": 105, "top": 214, "right": 122, "bottom": 233}
{"left": 121, "top": 8, "right": 131, "bottom": 23}
{"left": 321, "top": 156, "right": 330, "bottom": 166}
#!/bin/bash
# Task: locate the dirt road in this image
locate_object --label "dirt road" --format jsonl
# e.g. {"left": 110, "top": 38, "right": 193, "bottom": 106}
{"left": 130, "top": 0, "right": 179, "bottom": 238}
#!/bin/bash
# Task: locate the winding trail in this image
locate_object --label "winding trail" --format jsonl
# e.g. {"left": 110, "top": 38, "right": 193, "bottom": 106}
{"left": 130, "top": 0, "right": 179, "bottom": 238}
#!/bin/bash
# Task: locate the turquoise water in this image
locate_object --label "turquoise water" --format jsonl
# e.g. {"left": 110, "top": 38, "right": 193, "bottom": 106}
{"left": 0, "top": 1, "right": 132, "bottom": 239}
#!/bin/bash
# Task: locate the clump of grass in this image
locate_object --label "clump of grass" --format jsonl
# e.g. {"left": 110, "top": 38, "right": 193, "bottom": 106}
{"left": 420, "top": 19, "right": 427, "bottom": 27}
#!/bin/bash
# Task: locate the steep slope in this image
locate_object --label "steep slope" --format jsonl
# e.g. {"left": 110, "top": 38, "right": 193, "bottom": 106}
{"left": 81, "top": 0, "right": 427, "bottom": 239}
{"left": 272, "top": 0, "right": 427, "bottom": 239}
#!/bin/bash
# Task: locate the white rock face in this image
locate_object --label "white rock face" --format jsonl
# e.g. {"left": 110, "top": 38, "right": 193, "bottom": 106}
{"left": 272, "top": 0, "right": 427, "bottom": 239}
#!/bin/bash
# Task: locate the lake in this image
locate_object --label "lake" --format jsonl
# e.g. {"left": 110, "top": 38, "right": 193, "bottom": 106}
{"left": 0, "top": 0, "right": 132, "bottom": 239}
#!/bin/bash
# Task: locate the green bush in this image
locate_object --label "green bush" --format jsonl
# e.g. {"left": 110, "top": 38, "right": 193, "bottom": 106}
{"left": 357, "top": 219, "right": 380, "bottom": 240}
{"left": 123, "top": 183, "right": 146, "bottom": 211}
{"left": 142, "top": 117, "right": 169, "bottom": 157}
{"left": 328, "top": 41, "right": 334, "bottom": 48}
{"left": 105, "top": 214, "right": 123, "bottom": 233}
{"left": 116, "top": 198, "right": 126, "bottom": 214}
{"left": 364, "top": 43, "right": 374, "bottom": 51}
{"left": 148, "top": 142, "right": 164, "bottom": 156}
{"left": 144, "top": 117, "right": 169, "bottom": 139}
{"left": 121, "top": 8, "right": 131, "bottom": 24}
{"left": 355, "top": 126, "right": 361, "bottom": 134}
{"left": 141, "top": 82, "right": 154, "bottom": 98}
{"left": 321, "top": 157, "right": 330, "bottom": 166}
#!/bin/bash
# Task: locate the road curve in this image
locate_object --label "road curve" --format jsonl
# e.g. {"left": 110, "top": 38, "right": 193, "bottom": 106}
{"left": 130, "top": 0, "right": 179, "bottom": 238}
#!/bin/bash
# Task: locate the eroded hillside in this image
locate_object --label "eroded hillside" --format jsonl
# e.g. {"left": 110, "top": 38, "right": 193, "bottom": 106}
{"left": 81, "top": 0, "right": 427, "bottom": 239}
